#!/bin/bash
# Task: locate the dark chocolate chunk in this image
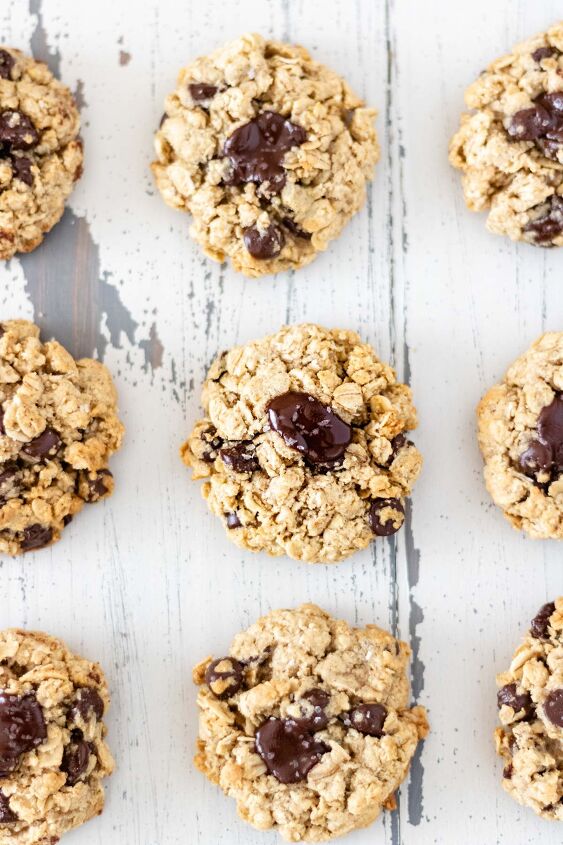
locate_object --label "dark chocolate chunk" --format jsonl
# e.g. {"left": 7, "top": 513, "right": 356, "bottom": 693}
{"left": 189, "top": 83, "right": 218, "bottom": 101}
{"left": 61, "top": 734, "right": 91, "bottom": 785}
{"left": 204, "top": 657, "right": 244, "bottom": 699}
{"left": 0, "top": 110, "right": 39, "bottom": 152}
{"left": 21, "top": 524, "right": 53, "bottom": 552}
{"left": 225, "top": 512, "right": 241, "bottom": 529}
{"left": 525, "top": 196, "right": 563, "bottom": 244}
{"left": 531, "top": 602, "right": 556, "bottom": 639}
{"left": 0, "top": 50, "right": 15, "bottom": 81}
{"left": 72, "top": 688, "right": 105, "bottom": 722}
{"left": 0, "top": 790, "right": 16, "bottom": 823}
{"left": 282, "top": 216, "right": 311, "bottom": 240}
{"left": 544, "top": 689, "right": 563, "bottom": 727}
{"left": 342, "top": 703, "right": 387, "bottom": 737}
{"left": 220, "top": 442, "right": 259, "bottom": 473}
{"left": 255, "top": 717, "right": 329, "bottom": 783}
{"left": 531, "top": 46, "right": 557, "bottom": 63}
{"left": 21, "top": 428, "right": 62, "bottom": 461}
{"left": 368, "top": 498, "right": 405, "bottom": 537}
{"left": 497, "top": 683, "right": 533, "bottom": 718}
{"left": 267, "top": 391, "right": 352, "bottom": 464}
{"left": 224, "top": 111, "right": 306, "bottom": 194}
{"left": 243, "top": 223, "right": 285, "bottom": 259}
{"left": 293, "top": 689, "right": 330, "bottom": 732}
{"left": 11, "top": 155, "right": 33, "bottom": 186}
{"left": 0, "top": 693, "right": 47, "bottom": 776}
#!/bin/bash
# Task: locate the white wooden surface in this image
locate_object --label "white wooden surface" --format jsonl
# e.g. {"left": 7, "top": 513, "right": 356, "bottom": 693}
{"left": 1, "top": 1, "right": 562, "bottom": 843}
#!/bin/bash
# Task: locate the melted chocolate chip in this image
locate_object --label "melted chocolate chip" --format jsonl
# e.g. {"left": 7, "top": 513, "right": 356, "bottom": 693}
{"left": 224, "top": 111, "right": 306, "bottom": 194}
{"left": 544, "top": 689, "right": 563, "bottom": 727}
{"left": 267, "top": 391, "right": 352, "bottom": 464}
{"left": 219, "top": 443, "right": 259, "bottom": 473}
{"left": 0, "top": 51, "right": 15, "bottom": 81}
{"left": 293, "top": 689, "right": 330, "bottom": 732}
{"left": 342, "top": 703, "right": 387, "bottom": 737}
{"left": 255, "top": 717, "right": 329, "bottom": 783}
{"left": 225, "top": 512, "right": 241, "bottom": 529}
{"left": 11, "top": 155, "right": 33, "bottom": 186}
{"left": 519, "top": 439, "right": 553, "bottom": 475}
{"left": 0, "top": 110, "right": 39, "bottom": 152}
{"left": 189, "top": 83, "right": 218, "bottom": 101}
{"left": 61, "top": 735, "right": 91, "bottom": 785}
{"left": 72, "top": 688, "right": 105, "bottom": 722}
{"left": 0, "top": 790, "right": 16, "bottom": 824}
{"left": 525, "top": 195, "right": 563, "bottom": 244}
{"left": 519, "top": 394, "right": 563, "bottom": 476}
{"left": 282, "top": 216, "right": 311, "bottom": 240}
{"left": 204, "top": 657, "right": 244, "bottom": 699}
{"left": 532, "top": 46, "right": 558, "bottom": 62}
{"left": 531, "top": 601, "right": 556, "bottom": 640}
{"left": 508, "top": 93, "right": 563, "bottom": 166}
{"left": 243, "top": 223, "right": 285, "bottom": 259}
{"left": 21, "top": 428, "right": 62, "bottom": 461}
{"left": 368, "top": 498, "right": 405, "bottom": 537}
{"left": 0, "top": 693, "right": 47, "bottom": 776}
{"left": 83, "top": 469, "right": 112, "bottom": 503}
{"left": 497, "top": 683, "right": 533, "bottom": 718}
{"left": 21, "top": 524, "right": 53, "bottom": 552}
{"left": 538, "top": 394, "right": 563, "bottom": 447}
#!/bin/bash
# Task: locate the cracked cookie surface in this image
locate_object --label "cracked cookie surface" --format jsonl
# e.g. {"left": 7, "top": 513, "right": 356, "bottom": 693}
{"left": 193, "top": 603, "right": 428, "bottom": 842}
{"left": 0, "top": 47, "right": 82, "bottom": 259}
{"left": 495, "top": 598, "right": 563, "bottom": 820}
{"left": 181, "top": 323, "right": 422, "bottom": 563}
{"left": 477, "top": 332, "right": 563, "bottom": 539}
{"left": 0, "top": 628, "right": 114, "bottom": 843}
{"left": 449, "top": 22, "right": 563, "bottom": 246}
{"left": 152, "top": 33, "right": 379, "bottom": 277}
{"left": 0, "top": 320, "right": 124, "bottom": 555}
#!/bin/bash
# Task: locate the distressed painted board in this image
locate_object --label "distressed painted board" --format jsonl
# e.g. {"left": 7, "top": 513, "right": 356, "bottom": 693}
{"left": 1, "top": 1, "right": 562, "bottom": 844}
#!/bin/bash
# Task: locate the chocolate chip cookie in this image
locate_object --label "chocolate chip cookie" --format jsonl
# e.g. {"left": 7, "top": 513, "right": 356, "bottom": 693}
{"left": 152, "top": 33, "right": 379, "bottom": 276}
{"left": 0, "top": 48, "right": 83, "bottom": 259}
{"left": 449, "top": 22, "right": 563, "bottom": 245}
{"left": 477, "top": 333, "right": 563, "bottom": 539}
{"left": 495, "top": 598, "right": 563, "bottom": 819}
{"left": 0, "top": 320, "right": 124, "bottom": 555}
{"left": 0, "top": 628, "right": 114, "bottom": 843}
{"left": 181, "top": 324, "right": 422, "bottom": 563}
{"left": 194, "top": 604, "right": 429, "bottom": 841}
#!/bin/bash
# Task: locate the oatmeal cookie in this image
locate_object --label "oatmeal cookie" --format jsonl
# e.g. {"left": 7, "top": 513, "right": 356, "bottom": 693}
{"left": 194, "top": 603, "right": 428, "bottom": 842}
{"left": 449, "top": 22, "right": 563, "bottom": 246}
{"left": 0, "top": 47, "right": 83, "bottom": 259}
{"left": 0, "top": 319, "right": 124, "bottom": 555}
{"left": 181, "top": 324, "right": 422, "bottom": 563}
{"left": 152, "top": 33, "right": 379, "bottom": 276}
{"left": 495, "top": 598, "right": 563, "bottom": 820}
{"left": 477, "top": 332, "right": 563, "bottom": 539}
{"left": 0, "top": 628, "right": 114, "bottom": 843}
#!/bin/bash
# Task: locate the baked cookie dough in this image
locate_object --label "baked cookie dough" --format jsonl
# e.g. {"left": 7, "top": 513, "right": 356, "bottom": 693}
{"left": 0, "top": 47, "right": 83, "bottom": 259}
{"left": 0, "top": 319, "right": 124, "bottom": 555}
{"left": 477, "top": 332, "right": 563, "bottom": 539}
{"left": 0, "top": 628, "right": 114, "bottom": 843}
{"left": 495, "top": 598, "right": 563, "bottom": 820}
{"left": 449, "top": 22, "right": 563, "bottom": 246}
{"left": 194, "top": 603, "right": 429, "bottom": 842}
{"left": 181, "top": 323, "right": 422, "bottom": 563}
{"left": 152, "top": 33, "right": 379, "bottom": 277}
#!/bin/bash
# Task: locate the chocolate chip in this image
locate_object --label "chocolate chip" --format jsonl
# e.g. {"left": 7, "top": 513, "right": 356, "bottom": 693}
{"left": 243, "top": 223, "right": 285, "bottom": 259}
{"left": 525, "top": 196, "right": 563, "bottom": 244}
{"left": 63, "top": 514, "right": 73, "bottom": 526}
{"left": 282, "top": 216, "right": 311, "bottom": 240}
{"left": 255, "top": 717, "right": 329, "bottom": 783}
{"left": 21, "top": 427, "right": 62, "bottom": 461}
{"left": 72, "top": 688, "right": 105, "bottom": 722}
{"left": 342, "top": 703, "right": 387, "bottom": 737}
{"left": 368, "top": 498, "right": 405, "bottom": 537}
{"left": 503, "top": 763, "right": 513, "bottom": 780}
{"left": 82, "top": 469, "right": 112, "bottom": 503}
{"left": 538, "top": 394, "right": 563, "bottom": 449}
{"left": 0, "top": 110, "right": 39, "bottom": 152}
{"left": 0, "top": 409, "right": 5, "bottom": 435}
{"left": 21, "top": 524, "right": 53, "bottom": 552}
{"left": 11, "top": 155, "right": 33, "bottom": 186}
{"left": 205, "top": 657, "right": 244, "bottom": 699}
{"left": 61, "top": 735, "right": 91, "bottom": 785}
{"left": 220, "top": 442, "right": 259, "bottom": 473}
{"left": 497, "top": 683, "right": 533, "bottom": 718}
{"left": 0, "top": 51, "right": 15, "bottom": 81}
{"left": 0, "top": 790, "right": 16, "bottom": 823}
{"left": 189, "top": 83, "right": 218, "bottom": 101}
{"left": 544, "top": 689, "right": 563, "bottom": 727}
{"left": 531, "top": 601, "right": 556, "bottom": 639}
{"left": 267, "top": 391, "right": 352, "bottom": 465}
{"left": 0, "top": 464, "right": 20, "bottom": 503}
{"left": 531, "top": 46, "right": 558, "bottom": 62}
{"left": 508, "top": 93, "right": 563, "bottom": 165}
{"left": 225, "top": 512, "right": 241, "bottom": 529}
{"left": 293, "top": 689, "right": 330, "bottom": 732}
{"left": 519, "top": 439, "right": 553, "bottom": 475}
{"left": 0, "top": 693, "right": 47, "bottom": 776}
{"left": 224, "top": 111, "right": 306, "bottom": 194}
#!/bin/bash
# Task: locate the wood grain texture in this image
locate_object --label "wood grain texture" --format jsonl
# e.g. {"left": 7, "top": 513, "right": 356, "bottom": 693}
{"left": 1, "top": 1, "right": 562, "bottom": 843}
